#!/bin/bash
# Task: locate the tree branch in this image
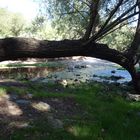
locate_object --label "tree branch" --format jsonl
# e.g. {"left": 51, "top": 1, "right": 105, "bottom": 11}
{"left": 82, "top": 0, "right": 100, "bottom": 40}
{"left": 86, "top": 2, "right": 139, "bottom": 43}
{"left": 95, "top": 11, "right": 138, "bottom": 40}
{"left": 96, "top": 19, "right": 138, "bottom": 41}
{"left": 69, "top": 3, "right": 88, "bottom": 22}
{"left": 99, "top": 0, "right": 124, "bottom": 33}
{"left": 80, "top": 0, "right": 90, "bottom": 7}
{"left": 126, "top": 0, "right": 140, "bottom": 63}
{"left": 0, "top": 37, "right": 130, "bottom": 69}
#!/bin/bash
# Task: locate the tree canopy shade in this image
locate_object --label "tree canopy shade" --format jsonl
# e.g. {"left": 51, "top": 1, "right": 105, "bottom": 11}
{"left": 1, "top": 0, "right": 140, "bottom": 92}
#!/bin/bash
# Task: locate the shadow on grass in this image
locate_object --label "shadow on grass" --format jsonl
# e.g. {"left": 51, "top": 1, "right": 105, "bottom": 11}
{"left": 0, "top": 81, "right": 140, "bottom": 140}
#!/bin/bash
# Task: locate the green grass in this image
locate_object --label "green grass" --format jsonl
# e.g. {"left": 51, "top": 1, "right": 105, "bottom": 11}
{"left": 0, "top": 82, "right": 140, "bottom": 140}
{"left": 0, "top": 62, "right": 64, "bottom": 68}
{"left": 0, "top": 87, "right": 7, "bottom": 96}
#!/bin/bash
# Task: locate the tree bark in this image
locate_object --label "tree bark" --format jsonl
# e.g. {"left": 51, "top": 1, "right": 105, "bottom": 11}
{"left": 0, "top": 37, "right": 139, "bottom": 92}
{"left": 122, "top": 0, "right": 140, "bottom": 92}
{"left": 82, "top": 0, "right": 100, "bottom": 40}
{"left": 0, "top": 37, "right": 128, "bottom": 65}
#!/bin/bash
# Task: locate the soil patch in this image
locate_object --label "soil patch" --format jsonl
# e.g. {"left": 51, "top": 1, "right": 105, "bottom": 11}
{"left": 0, "top": 81, "right": 82, "bottom": 137}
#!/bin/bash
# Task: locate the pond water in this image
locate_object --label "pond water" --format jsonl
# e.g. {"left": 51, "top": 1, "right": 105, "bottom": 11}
{"left": 40, "top": 57, "right": 131, "bottom": 84}
{"left": 0, "top": 57, "right": 131, "bottom": 84}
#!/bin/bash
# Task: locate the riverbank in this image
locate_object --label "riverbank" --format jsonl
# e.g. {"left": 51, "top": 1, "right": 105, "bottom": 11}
{"left": 0, "top": 58, "right": 139, "bottom": 139}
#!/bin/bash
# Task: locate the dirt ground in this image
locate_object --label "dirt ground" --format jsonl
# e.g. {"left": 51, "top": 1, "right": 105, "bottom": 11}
{"left": 0, "top": 81, "right": 82, "bottom": 137}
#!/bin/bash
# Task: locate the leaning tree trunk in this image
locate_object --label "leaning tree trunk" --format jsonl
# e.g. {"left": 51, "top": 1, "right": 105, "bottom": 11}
{"left": 0, "top": 37, "right": 140, "bottom": 92}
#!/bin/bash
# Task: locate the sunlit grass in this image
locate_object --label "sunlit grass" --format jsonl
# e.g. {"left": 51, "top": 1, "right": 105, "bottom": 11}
{"left": 0, "top": 87, "right": 7, "bottom": 97}
{"left": 0, "top": 61, "right": 64, "bottom": 68}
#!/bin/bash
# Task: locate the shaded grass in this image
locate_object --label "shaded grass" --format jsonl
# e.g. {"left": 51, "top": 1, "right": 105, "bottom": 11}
{"left": 0, "top": 82, "right": 140, "bottom": 140}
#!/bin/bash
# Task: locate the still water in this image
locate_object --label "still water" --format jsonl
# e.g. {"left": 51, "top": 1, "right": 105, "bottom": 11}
{"left": 0, "top": 57, "right": 131, "bottom": 83}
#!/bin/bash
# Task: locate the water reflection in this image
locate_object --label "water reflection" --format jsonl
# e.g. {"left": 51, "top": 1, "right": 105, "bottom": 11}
{"left": 43, "top": 58, "right": 131, "bottom": 84}
{"left": 0, "top": 58, "right": 131, "bottom": 83}
{"left": 0, "top": 67, "right": 63, "bottom": 80}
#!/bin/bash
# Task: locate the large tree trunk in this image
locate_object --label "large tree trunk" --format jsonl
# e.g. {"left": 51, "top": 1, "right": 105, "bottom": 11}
{"left": 0, "top": 37, "right": 139, "bottom": 92}
{"left": 0, "top": 37, "right": 129, "bottom": 64}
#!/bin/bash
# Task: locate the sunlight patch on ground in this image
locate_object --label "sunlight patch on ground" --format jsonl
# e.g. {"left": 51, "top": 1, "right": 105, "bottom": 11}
{"left": 7, "top": 101, "right": 23, "bottom": 116}
{"left": 0, "top": 93, "right": 23, "bottom": 116}
{"left": 9, "top": 121, "right": 29, "bottom": 128}
{"left": 0, "top": 60, "right": 37, "bottom": 65}
{"left": 67, "top": 126, "right": 92, "bottom": 137}
{"left": 0, "top": 60, "right": 41, "bottom": 68}
{"left": 0, "top": 88, "right": 7, "bottom": 97}
{"left": 32, "top": 102, "right": 51, "bottom": 112}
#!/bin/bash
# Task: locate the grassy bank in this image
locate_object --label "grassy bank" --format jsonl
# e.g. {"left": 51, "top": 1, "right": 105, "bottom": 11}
{"left": 0, "top": 61, "right": 64, "bottom": 68}
{"left": 0, "top": 82, "right": 140, "bottom": 140}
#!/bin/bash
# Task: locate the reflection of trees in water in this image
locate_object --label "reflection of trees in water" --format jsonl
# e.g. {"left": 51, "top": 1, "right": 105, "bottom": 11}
{"left": 0, "top": 67, "right": 63, "bottom": 80}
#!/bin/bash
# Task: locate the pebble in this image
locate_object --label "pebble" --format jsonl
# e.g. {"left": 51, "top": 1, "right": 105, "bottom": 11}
{"left": 16, "top": 99, "right": 30, "bottom": 104}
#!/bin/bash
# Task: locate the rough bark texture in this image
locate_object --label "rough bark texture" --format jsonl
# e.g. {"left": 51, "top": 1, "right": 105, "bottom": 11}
{"left": 83, "top": 0, "right": 100, "bottom": 40}
{"left": 124, "top": 0, "right": 140, "bottom": 92}
{"left": 0, "top": 37, "right": 128, "bottom": 66}
{"left": 0, "top": 37, "right": 139, "bottom": 92}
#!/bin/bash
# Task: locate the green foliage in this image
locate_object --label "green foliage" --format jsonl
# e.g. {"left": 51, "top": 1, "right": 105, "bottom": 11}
{"left": 0, "top": 62, "right": 63, "bottom": 68}
{"left": 36, "top": 0, "right": 89, "bottom": 39}
{"left": 10, "top": 13, "right": 26, "bottom": 36}
{"left": 0, "top": 8, "right": 26, "bottom": 37}
{"left": 100, "top": 26, "right": 135, "bottom": 51}
{"left": 36, "top": 0, "right": 137, "bottom": 40}
{"left": 21, "top": 15, "right": 60, "bottom": 39}
{"left": 25, "top": 16, "right": 45, "bottom": 37}
{"left": 0, "top": 8, "right": 59, "bottom": 39}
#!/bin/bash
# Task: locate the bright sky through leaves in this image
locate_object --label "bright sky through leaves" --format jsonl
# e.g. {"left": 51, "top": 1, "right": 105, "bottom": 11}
{"left": 0, "top": 0, "right": 39, "bottom": 21}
